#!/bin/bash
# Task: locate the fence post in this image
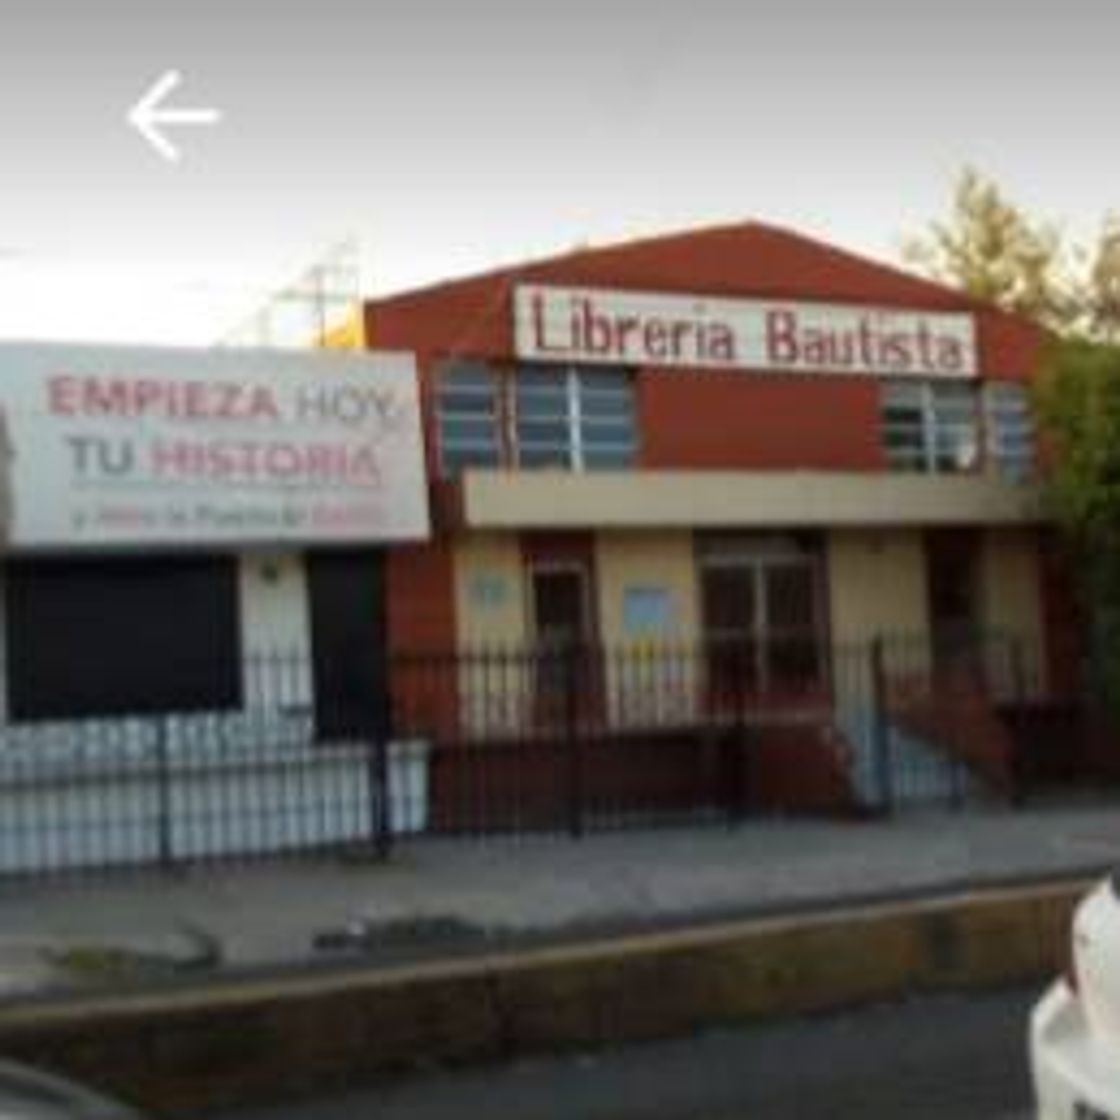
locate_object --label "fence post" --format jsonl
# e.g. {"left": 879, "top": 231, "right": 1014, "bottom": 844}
{"left": 727, "top": 639, "right": 750, "bottom": 825}
{"left": 870, "top": 636, "right": 893, "bottom": 816}
{"left": 564, "top": 639, "right": 585, "bottom": 839}
{"left": 367, "top": 652, "right": 395, "bottom": 859}
{"left": 1009, "top": 635, "right": 1029, "bottom": 807}
{"left": 368, "top": 737, "right": 393, "bottom": 859}
{"left": 154, "top": 716, "right": 174, "bottom": 871}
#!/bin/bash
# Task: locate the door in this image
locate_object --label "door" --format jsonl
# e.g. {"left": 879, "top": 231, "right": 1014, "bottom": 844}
{"left": 926, "top": 530, "right": 981, "bottom": 669}
{"left": 763, "top": 561, "right": 825, "bottom": 696}
{"left": 699, "top": 534, "right": 827, "bottom": 708}
{"left": 532, "top": 567, "right": 591, "bottom": 649}
{"left": 306, "top": 549, "right": 390, "bottom": 741}
{"left": 529, "top": 565, "right": 594, "bottom": 725}
{"left": 700, "top": 565, "right": 759, "bottom": 706}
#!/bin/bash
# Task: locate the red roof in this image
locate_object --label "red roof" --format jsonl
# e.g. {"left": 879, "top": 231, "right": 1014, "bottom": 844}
{"left": 365, "top": 220, "right": 1040, "bottom": 378}
{"left": 369, "top": 220, "right": 1014, "bottom": 316}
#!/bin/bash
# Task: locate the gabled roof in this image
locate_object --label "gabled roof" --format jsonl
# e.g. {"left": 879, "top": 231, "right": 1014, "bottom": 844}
{"left": 368, "top": 220, "right": 1010, "bottom": 316}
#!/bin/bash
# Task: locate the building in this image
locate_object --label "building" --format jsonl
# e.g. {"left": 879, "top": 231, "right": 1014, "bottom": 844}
{"left": 0, "top": 224, "right": 1083, "bottom": 871}
{"left": 0, "top": 343, "right": 431, "bottom": 870}
{"left": 367, "top": 222, "right": 1072, "bottom": 816}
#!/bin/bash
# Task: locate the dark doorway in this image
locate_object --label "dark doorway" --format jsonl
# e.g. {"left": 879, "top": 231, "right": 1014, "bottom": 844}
{"left": 306, "top": 549, "right": 390, "bottom": 740}
{"left": 6, "top": 554, "right": 240, "bottom": 722}
{"left": 926, "top": 529, "right": 981, "bottom": 666}
{"left": 701, "top": 564, "right": 760, "bottom": 701}
{"left": 531, "top": 566, "right": 592, "bottom": 649}
{"left": 529, "top": 563, "right": 597, "bottom": 725}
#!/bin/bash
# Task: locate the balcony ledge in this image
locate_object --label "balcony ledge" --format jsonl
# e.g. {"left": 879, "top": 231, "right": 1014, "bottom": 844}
{"left": 460, "top": 469, "right": 1045, "bottom": 530}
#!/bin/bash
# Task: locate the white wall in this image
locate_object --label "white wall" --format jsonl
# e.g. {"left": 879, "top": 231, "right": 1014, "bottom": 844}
{"left": 238, "top": 551, "right": 313, "bottom": 710}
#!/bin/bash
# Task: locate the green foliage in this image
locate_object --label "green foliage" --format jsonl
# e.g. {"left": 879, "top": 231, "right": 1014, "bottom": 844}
{"left": 1037, "top": 340, "right": 1120, "bottom": 536}
{"left": 902, "top": 166, "right": 1074, "bottom": 332}
{"left": 904, "top": 167, "right": 1120, "bottom": 343}
{"left": 909, "top": 168, "right": 1120, "bottom": 710}
{"left": 1035, "top": 339, "right": 1120, "bottom": 707}
{"left": 1082, "top": 214, "right": 1120, "bottom": 344}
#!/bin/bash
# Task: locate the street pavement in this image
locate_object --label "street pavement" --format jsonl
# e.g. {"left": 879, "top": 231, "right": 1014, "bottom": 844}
{"left": 200, "top": 985, "right": 1042, "bottom": 1119}
{"left": 0, "top": 796, "right": 1118, "bottom": 985}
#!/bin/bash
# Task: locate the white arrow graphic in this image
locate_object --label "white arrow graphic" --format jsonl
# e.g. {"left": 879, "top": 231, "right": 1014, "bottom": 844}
{"left": 128, "top": 70, "right": 221, "bottom": 163}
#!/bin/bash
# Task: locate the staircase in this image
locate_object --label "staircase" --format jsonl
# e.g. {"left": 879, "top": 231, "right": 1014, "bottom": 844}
{"left": 838, "top": 704, "right": 983, "bottom": 812}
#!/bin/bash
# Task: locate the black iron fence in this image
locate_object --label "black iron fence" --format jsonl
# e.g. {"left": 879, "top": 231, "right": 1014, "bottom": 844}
{"left": 0, "top": 629, "right": 1097, "bottom": 878}
{"left": 0, "top": 710, "right": 401, "bottom": 878}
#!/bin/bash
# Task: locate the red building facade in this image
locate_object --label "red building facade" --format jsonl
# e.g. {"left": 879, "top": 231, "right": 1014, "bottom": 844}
{"left": 367, "top": 222, "right": 1066, "bottom": 815}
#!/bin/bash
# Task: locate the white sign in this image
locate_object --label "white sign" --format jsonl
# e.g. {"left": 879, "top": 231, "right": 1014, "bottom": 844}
{"left": 0, "top": 344, "right": 430, "bottom": 550}
{"left": 515, "top": 284, "right": 978, "bottom": 377}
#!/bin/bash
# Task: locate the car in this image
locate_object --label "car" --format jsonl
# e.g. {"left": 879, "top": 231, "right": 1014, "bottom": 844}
{"left": 1031, "top": 873, "right": 1120, "bottom": 1119}
{"left": 0, "top": 1060, "right": 145, "bottom": 1119}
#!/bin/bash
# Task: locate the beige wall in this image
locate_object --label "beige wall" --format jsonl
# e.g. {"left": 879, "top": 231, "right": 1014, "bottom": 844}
{"left": 449, "top": 527, "right": 1044, "bottom": 732}
{"left": 453, "top": 535, "right": 529, "bottom": 735}
{"left": 453, "top": 534, "right": 528, "bottom": 648}
{"left": 828, "top": 528, "right": 1046, "bottom": 697}
{"left": 827, "top": 530, "right": 931, "bottom": 650}
{"left": 594, "top": 531, "right": 700, "bottom": 647}
{"left": 452, "top": 526, "right": 1041, "bottom": 659}
{"left": 594, "top": 531, "right": 701, "bottom": 725}
{"left": 455, "top": 530, "right": 704, "bottom": 649}
{"left": 463, "top": 470, "right": 1043, "bottom": 530}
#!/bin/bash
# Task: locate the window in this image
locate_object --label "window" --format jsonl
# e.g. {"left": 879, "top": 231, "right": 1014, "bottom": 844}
{"left": 435, "top": 360, "right": 502, "bottom": 474}
{"left": 436, "top": 361, "right": 636, "bottom": 473}
{"left": 882, "top": 380, "right": 1035, "bottom": 479}
{"left": 698, "top": 534, "right": 826, "bottom": 699}
{"left": 514, "top": 367, "right": 569, "bottom": 468}
{"left": 984, "top": 382, "right": 1035, "bottom": 481}
{"left": 515, "top": 365, "right": 635, "bottom": 470}
{"left": 881, "top": 381, "right": 980, "bottom": 474}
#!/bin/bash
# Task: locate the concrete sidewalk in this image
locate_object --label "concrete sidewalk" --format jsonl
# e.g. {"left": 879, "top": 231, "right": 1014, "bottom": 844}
{"left": 1, "top": 797, "right": 1118, "bottom": 984}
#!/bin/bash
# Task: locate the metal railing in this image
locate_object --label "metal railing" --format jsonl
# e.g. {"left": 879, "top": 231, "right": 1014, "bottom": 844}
{"left": 0, "top": 630, "right": 1085, "bottom": 877}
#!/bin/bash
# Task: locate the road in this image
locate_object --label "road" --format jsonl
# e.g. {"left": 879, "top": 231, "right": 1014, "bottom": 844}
{"left": 208, "top": 985, "right": 1043, "bottom": 1119}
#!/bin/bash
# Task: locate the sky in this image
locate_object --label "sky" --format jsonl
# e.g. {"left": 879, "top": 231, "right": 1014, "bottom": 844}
{"left": 0, "top": 0, "right": 1116, "bottom": 345}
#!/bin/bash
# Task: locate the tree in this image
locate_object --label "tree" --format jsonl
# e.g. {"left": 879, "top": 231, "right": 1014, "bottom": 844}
{"left": 1079, "top": 212, "right": 1120, "bottom": 344}
{"left": 1035, "top": 339, "right": 1120, "bottom": 709}
{"left": 907, "top": 169, "right": 1120, "bottom": 710}
{"left": 902, "top": 166, "right": 1075, "bottom": 333}
{"left": 904, "top": 167, "right": 1120, "bottom": 343}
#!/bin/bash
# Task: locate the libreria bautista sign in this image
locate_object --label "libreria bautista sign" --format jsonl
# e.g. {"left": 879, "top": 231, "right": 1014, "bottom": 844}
{"left": 0, "top": 344, "right": 429, "bottom": 549}
{"left": 514, "top": 285, "right": 978, "bottom": 377}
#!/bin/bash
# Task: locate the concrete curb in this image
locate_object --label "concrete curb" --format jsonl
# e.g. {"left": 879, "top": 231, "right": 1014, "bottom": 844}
{"left": 0, "top": 878, "right": 1089, "bottom": 1115}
